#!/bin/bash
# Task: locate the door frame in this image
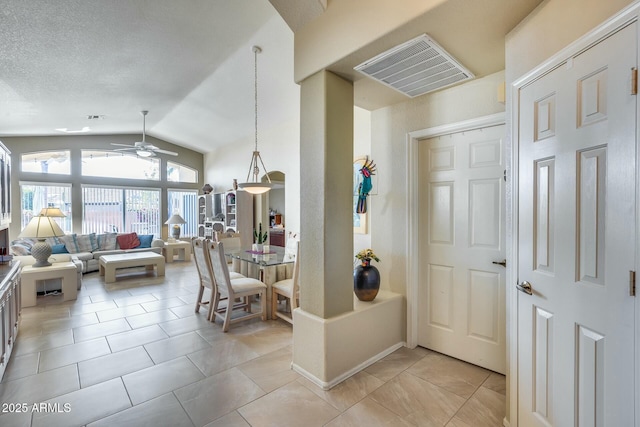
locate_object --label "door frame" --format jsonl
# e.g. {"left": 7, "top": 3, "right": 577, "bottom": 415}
{"left": 405, "top": 112, "right": 505, "bottom": 349}
{"left": 509, "top": 4, "right": 640, "bottom": 426}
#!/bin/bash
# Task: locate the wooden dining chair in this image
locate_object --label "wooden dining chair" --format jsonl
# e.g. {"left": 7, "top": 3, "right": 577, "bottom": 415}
{"left": 271, "top": 239, "right": 300, "bottom": 324}
{"left": 193, "top": 238, "right": 246, "bottom": 321}
{"left": 215, "top": 231, "right": 242, "bottom": 252}
{"left": 209, "top": 241, "right": 267, "bottom": 332}
{"left": 216, "top": 231, "right": 243, "bottom": 272}
{"left": 192, "top": 238, "right": 216, "bottom": 321}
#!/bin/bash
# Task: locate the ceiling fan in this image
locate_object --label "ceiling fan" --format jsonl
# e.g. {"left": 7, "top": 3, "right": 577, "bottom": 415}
{"left": 111, "top": 110, "right": 178, "bottom": 157}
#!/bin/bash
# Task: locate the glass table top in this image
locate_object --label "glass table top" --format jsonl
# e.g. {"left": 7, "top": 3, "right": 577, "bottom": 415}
{"left": 225, "top": 246, "right": 294, "bottom": 266}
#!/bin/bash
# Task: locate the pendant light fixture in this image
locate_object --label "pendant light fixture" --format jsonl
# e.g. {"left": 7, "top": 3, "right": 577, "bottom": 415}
{"left": 238, "top": 45, "right": 273, "bottom": 195}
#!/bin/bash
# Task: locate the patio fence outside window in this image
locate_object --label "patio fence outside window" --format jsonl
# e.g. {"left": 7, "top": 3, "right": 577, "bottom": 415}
{"left": 167, "top": 189, "right": 198, "bottom": 237}
{"left": 20, "top": 182, "right": 72, "bottom": 233}
{"left": 82, "top": 186, "right": 161, "bottom": 237}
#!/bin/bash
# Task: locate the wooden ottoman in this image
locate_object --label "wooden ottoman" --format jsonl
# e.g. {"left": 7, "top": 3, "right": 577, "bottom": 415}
{"left": 99, "top": 252, "right": 165, "bottom": 283}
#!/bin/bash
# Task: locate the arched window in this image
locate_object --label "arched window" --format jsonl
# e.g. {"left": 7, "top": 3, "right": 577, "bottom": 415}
{"left": 21, "top": 151, "right": 71, "bottom": 175}
{"left": 167, "top": 161, "right": 197, "bottom": 183}
{"left": 81, "top": 150, "right": 160, "bottom": 180}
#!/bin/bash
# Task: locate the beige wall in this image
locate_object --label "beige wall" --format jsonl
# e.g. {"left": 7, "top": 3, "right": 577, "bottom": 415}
{"left": 354, "top": 106, "right": 372, "bottom": 256}
{"left": 3, "top": 135, "right": 203, "bottom": 239}
{"left": 203, "top": 117, "right": 301, "bottom": 236}
{"left": 370, "top": 70, "right": 506, "bottom": 296}
{"left": 294, "top": 0, "right": 446, "bottom": 82}
{"left": 506, "top": 0, "right": 635, "bottom": 84}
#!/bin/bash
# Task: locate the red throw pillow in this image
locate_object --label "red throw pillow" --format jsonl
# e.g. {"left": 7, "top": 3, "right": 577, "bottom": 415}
{"left": 116, "top": 232, "right": 140, "bottom": 249}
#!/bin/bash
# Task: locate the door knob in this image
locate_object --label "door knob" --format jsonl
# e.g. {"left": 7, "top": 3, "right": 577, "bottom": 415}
{"left": 492, "top": 259, "right": 507, "bottom": 267}
{"left": 516, "top": 281, "right": 533, "bottom": 295}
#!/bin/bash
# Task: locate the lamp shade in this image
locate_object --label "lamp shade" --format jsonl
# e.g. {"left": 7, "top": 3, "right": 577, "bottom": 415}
{"left": 19, "top": 215, "right": 66, "bottom": 239}
{"left": 165, "top": 214, "right": 186, "bottom": 225}
{"left": 165, "top": 213, "right": 186, "bottom": 240}
{"left": 237, "top": 182, "right": 272, "bottom": 194}
{"left": 39, "top": 207, "right": 66, "bottom": 217}
{"left": 18, "top": 215, "right": 66, "bottom": 267}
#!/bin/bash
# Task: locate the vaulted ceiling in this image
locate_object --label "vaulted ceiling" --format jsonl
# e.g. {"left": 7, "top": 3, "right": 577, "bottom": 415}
{"left": 0, "top": 0, "right": 542, "bottom": 154}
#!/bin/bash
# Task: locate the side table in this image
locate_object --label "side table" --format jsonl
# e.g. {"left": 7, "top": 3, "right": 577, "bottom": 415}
{"left": 21, "top": 262, "right": 78, "bottom": 307}
{"left": 163, "top": 240, "right": 192, "bottom": 263}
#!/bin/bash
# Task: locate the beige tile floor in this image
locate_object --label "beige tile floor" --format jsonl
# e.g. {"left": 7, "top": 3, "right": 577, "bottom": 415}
{"left": 0, "top": 261, "right": 505, "bottom": 427}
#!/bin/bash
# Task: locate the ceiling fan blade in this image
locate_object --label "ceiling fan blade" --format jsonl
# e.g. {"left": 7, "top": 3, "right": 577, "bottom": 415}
{"left": 111, "top": 143, "right": 135, "bottom": 148}
{"left": 113, "top": 147, "right": 137, "bottom": 152}
{"left": 154, "top": 148, "right": 179, "bottom": 156}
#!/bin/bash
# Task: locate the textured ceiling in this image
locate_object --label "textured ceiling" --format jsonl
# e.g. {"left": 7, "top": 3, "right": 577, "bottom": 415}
{"left": 0, "top": 0, "right": 300, "bottom": 154}
{"left": 0, "top": 0, "right": 542, "bottom": 154}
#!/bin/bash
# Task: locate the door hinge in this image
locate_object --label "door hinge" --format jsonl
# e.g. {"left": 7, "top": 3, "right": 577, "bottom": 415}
{"left": 632, "top": 67, "right": 638, "bottom": 95}
{"left": 630, "top": 270, "right": 636, "bottom": 296}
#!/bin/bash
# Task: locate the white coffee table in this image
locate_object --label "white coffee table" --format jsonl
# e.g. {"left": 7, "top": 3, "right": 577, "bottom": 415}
{"left": 21, "top": 262, "right": 78, "bottom": 307}
{"left": 99, "top": 252, "right": 165, "bottom": 283}
{"left": 163, "top": 240, "right": 191, "bottom": 263}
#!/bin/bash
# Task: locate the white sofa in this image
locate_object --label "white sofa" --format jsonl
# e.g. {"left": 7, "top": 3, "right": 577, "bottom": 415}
{"left": 11, "top": 233, "right": 165, "bottom": 274}
{"left": 13, "top": 254, "right": 84, "bottom": 292}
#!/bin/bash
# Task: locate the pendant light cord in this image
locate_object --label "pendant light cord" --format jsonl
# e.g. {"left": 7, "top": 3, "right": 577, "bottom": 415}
{"left": 242, "top": 46, "right": 271, "bottom": 186}
{"left": 254, "top": 46, "right": 258, "bottom": 153}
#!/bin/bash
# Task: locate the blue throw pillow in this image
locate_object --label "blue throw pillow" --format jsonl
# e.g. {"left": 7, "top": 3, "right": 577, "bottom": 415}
{"left": 51, "top": 243, "right": 69, "bottom": 254}
{"left": 138, "top": 234, "right": 154, "bottom": 248}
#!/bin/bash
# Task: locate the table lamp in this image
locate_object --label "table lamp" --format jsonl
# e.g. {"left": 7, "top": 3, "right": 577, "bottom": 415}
{"left": 39, "top": 207, "right": 66, "bottom": 217}
{"left": 18, "top": 215, "right": 66, "bottom": 267}
{"left": 165, "top": 213, "right": 187, "bottom": 240}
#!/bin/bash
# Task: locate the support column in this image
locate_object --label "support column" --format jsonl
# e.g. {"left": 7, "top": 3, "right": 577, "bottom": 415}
{"left": 293, "top": 70, "right": 404, "bottom": 390}
{"left": 298, "top": 70, "right": 354, "bottom": 319}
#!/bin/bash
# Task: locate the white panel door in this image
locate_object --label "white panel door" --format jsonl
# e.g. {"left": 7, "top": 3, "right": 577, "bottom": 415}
{"left": 418, "top": 124, "right": 506, "bottom": 374}
{"left": 517, "top": 23, "right": 636, "bottom": 426}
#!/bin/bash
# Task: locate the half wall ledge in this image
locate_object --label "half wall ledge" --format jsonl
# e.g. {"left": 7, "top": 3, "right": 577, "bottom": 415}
{"left": 292, "top": 290, "right": 405, "bottom": 390}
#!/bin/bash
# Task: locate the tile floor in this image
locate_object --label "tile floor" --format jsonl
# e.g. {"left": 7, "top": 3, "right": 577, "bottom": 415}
{"left": 0, "top": 261, "right": 505, "bottom": 427}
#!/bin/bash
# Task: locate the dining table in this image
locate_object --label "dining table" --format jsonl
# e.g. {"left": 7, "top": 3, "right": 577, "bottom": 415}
{"left": 225, "top": 246, "right": 295, "bottom": 318}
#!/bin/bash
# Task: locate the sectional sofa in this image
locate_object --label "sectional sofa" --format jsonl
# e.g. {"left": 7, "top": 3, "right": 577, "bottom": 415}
{"left": 11, "top": 232, "right": 165, "bottom": 274}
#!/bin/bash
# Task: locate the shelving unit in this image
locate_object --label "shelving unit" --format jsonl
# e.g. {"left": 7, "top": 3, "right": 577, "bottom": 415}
{"left": 196, "top": 190, "right": 252, "bottom": 245}
{"left": 0, "top": 142, "right": 11, "bottom": 226}
{"left": 225, "top": 191, "right": 237, "bottom": 231}
{"left": 222, "top": 191, "right": 253, "bottom": 248}
{"left": 197, "top": 194, "right": 213, "bottom": 238}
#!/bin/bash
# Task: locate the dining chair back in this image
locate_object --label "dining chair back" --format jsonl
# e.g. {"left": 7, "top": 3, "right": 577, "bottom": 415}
{"left": 208, "top": 241, "right": 267, "bottom": 332}
{"left": 216, "top": 232, "right": 242, "bottom": 252}
{"left": 191, "top": 238, "right": 216, "bottom": 321}
{"left": 271, "top": 239, "right": 300, "bottom": 324}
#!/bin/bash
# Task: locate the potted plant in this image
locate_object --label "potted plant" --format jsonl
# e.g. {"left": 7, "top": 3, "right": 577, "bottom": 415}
{"left": 253, "top": 223, "right": 268, "bottom": 253}
{"left": 354, "top": 248, "right": 381, "bottom": 301}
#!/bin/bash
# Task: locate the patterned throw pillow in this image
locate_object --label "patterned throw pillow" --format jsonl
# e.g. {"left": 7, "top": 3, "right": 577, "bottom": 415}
{"left": 116, "top": 232, "right": 140, "bottom": 250}
{"left": 45, "top": 236, "right": 63, "bottom": 246}
{"left": 75, "top": 234, "right": 97, "bottom": 252}
{"left": 60, "top": 234, "right": 80, "bottom": 253}
{"left": 10, "top": 242, "right": 32, "bottom": 256}
{"left": 97, "top": 233, "right": 117, "bottom": 251}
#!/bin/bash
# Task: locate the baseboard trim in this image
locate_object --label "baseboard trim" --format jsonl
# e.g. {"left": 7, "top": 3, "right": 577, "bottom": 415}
{"left": 291, "top": 341, "right": 406, "bottom": 390}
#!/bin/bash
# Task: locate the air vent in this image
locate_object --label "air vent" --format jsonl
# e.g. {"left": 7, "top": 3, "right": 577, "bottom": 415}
{"left": 86, "top": 115, "right": 105, "bottom": 120}
{"left": 354, "top": 34, "right": 474, "bottom": 98}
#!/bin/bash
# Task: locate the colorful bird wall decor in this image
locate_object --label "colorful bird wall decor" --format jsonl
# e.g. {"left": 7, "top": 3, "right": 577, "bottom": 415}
{"left": 356, "top": 156, "right": 377, "bottom": 214}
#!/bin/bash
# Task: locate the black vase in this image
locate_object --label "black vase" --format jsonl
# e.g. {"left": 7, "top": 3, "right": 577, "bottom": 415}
{"left": 353, "top": 264, "right": 380, "bottom": 301}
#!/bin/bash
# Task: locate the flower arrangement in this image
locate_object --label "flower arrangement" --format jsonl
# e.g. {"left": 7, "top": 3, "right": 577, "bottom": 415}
{"left": 355, "top": 248, "right": 380, "bottom": 266}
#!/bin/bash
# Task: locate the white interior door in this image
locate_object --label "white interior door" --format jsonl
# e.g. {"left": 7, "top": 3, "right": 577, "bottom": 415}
{"left": 516, "top": 22, "right": 636, "bottom": 426}
{"left": 418, "top": 124, "right": 506, "bottom": 374}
